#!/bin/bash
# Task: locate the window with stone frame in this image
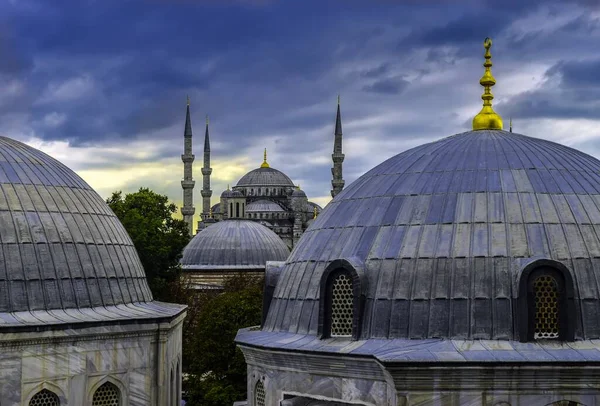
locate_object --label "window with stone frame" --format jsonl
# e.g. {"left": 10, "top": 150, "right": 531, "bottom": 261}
{"left": 29, "top": 389, "right": 60, "bottom": 406}
{"left": 254, "top": 380, "right": 266, "bottom": 406}
{"left": 91, "top": 382, "right": 120, "bottom": 406}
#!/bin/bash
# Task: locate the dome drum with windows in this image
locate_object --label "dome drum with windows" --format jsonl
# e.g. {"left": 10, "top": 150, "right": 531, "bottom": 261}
{"left": 247, "top": 37, "right": 599, "bottom": 345}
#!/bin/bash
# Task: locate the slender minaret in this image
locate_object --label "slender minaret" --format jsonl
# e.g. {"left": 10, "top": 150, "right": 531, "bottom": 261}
{"left": 181, "top": 96, "right": 195, "bottom": 236}
{"left": 331, "top": 95, "right": 345, "bottom": 198}
{"left": 201, "top": 115, "right": 212, "bottom": 221}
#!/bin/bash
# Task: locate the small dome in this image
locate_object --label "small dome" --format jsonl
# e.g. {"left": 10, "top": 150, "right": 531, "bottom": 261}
{"left": 221, "top": 189, "right": 234, "bottom": 198}
{"left": 230, "top": 190, "right": 244, "bottom": 198}
{"left": 265, "top": 130, "right": 600, "bottom": 340}
{"left": 291, "top": 188, "right": 306, "bottom": 198}
{"left": 211, "top": 202, "right": 221, "bottom": 213}
{"left": 236, "top": 167, "right": 294, "bottom": 187}
{"left": 247, "top": 200, "right": 285, "bottom": 212}
{"left": 0, "top": 137, "right": 155, "bottom": 314}
{"left": 181, "top": 220, "right": 289, "bottom": 269}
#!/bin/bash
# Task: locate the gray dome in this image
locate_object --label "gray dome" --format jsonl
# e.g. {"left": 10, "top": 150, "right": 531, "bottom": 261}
{"left": 247, "top": 200, "right": 285, "bottom": 212}
{"left": 291, "top": 188, "right": 306, "bottom": 198}
{"left": 0, "top": 137, "right": 153, "bottom": 314}
{"left": 236, "top": 167, "right": 294, "bottom": 187}
{"left": 265, "top": 130, "right": 600, "bottom": 340}
{"left": 181, "top": 220, "right": 289, "bottom": 269}
{"left": 221, "top": 189, "right": 234, "bottom": 198}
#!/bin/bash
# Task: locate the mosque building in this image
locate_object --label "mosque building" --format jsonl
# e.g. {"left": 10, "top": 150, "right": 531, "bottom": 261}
{"left": 235, "top": 38, "right": 600, "bottom": 406}
{"left": 0, "top": 137, "right": 185, "bottom": 405}
{"left": 179, "top": 96, "right": 347, "bottom": 249}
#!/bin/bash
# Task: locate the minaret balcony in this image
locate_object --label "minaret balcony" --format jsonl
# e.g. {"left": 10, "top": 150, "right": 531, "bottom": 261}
{"left": 332, "top": 179, "right": 345, "bottom": 187}
{"left": 181, "top": 179, "right": 195, "bottom": 188}
{"left": 181, "top": 207, "right": 195, "bottom": 216}
{"left": 332, "top": 152, "right": 345, "bottom": 162}
{"left": 200, "top": 190, "right": 213, "bottom": 197}
{"left": 201, "top": 168, "right": 213, "bottom": 176}
{"left": 181, "top": 154, "right": 195, "bottom": 163}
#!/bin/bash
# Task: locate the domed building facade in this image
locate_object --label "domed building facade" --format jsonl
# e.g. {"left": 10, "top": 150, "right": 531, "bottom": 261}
{"left": 236, "top": 39, "right": 600, "bottom": 406}
{"left": 204, "top": 151, "right": 322, "bottom": 249}
{"left": 0, "top": 137, "right": 186, "bottom": 405}
{"left": 179, "top": 99, "right": 346, "bottom": 248}
{"left": 180, "top": 220, "right": 290, "bottom": 290}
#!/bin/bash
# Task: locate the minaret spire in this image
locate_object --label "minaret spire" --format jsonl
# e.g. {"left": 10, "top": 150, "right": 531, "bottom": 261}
{"left": 331, "top": 95, "right": 345, "bottom": 198}
{"left": 181, "top": 97, "right": 196, "bottom": 236}
{"left": 201, "top": 115, "right": 212, "bottom": 222}
{"left": 261, "top": 148, "right": 270, "bottom": 168}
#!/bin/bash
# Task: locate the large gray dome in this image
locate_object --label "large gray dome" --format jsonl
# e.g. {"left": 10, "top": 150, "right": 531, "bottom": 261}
{"left": 181, "top": 220, "right": 289, "bottom": 269}
{"left": 236, "top": 167, "right": 294, "bottom": 187}
{"left": 265, "top": 130, "right": 600, "bottom": 341}
{"left": 0, "top": 137, "right": 153, "bottom": 314}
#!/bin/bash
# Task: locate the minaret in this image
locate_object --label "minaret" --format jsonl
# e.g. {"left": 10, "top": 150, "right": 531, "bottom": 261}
{"left": 181, "top": 96, "right": 195, "bottom": 236}
{"left": 331, "top": 95, "right": 345, "bottom": 198}
{"left": 201, "top": 115, "right": 212, "bottom": 221}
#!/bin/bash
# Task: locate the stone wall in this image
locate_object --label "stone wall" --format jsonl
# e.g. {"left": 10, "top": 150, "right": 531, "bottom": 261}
{"left": 0, "top": 313, "right": 184, "bottom": 406}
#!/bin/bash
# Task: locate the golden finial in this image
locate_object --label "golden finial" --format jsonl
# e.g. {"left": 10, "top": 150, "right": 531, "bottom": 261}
{"left": 187, "top": 95, "right": 190, "bottom": 106}
{"left": 297, "top": 184, "right": 301, "bottom": 190}
{"left": 260, "top": 148, "right": 270, "bottom": 168}
{"left": 472, "top": 37, "right": 503, "bottom": 131}
{"left": 227, "top": 184, "right": 230, "bottom": 191}
{"left": 313, "top": 206, "right": 318, "bottom": 219}
{"left": 209, "top": 206, "right": 213, "bottom": 218}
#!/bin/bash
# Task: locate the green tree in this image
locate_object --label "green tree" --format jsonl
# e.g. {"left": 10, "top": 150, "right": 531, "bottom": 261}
{"left": 106, "top": 188, "right": 191, "bottom": 301}
{"left": 186, "top": 273, "right": 264, "bottom": 406}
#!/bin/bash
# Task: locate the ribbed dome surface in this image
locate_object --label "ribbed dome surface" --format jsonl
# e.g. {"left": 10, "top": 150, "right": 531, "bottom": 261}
{"left": 236, "top": 167, "right": 294, "bottom": 187}
{"left": 265, "top": 130, "right": 600, "bottom": 340}
{"left": 181, "top": 220, "right": 289, "bottom": 269}
{"left": 247, "top": 200, "right": 285, "bottom": 212}
{"left": 0, "top": 137, "right": 152, "bottom": 313}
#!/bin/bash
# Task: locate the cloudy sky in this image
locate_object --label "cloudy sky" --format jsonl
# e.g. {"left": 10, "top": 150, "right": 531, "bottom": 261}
{"left": 1, "top": 0, "right": 599, "bottom": 231}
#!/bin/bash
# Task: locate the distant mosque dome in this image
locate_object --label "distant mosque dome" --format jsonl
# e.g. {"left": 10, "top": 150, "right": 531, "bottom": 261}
{"left": 181, "top": 220, "right": 289, "bottom": 270}
{"left": 236, "top": 148, "right": 294, "bottom": 187}
{"left": 291, "top": 187, "right": 307, "bottom": 198}
{"left": 236, "top": 167, "right": 295, "bottom": 187}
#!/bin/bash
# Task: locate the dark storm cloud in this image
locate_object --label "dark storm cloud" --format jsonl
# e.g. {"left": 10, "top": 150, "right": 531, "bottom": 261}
{"left": 362, "top": 77, "right": 410, "bottom": 95}
{"left": 499, "top": 58, "right": 600, "bottom": 120}
{"left": 0, "top": 0, "right": 599, "bottom": 200}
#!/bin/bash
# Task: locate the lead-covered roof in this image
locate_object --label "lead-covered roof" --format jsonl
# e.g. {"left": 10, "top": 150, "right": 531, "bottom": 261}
{"left": 181, "top": 220, "right": 289, "bottom": 269}
{"left": 0, "top": 137, "right": 161, "bottom": 316}
{"left": 264, "top": 130, "right": 600, "bottom": 340}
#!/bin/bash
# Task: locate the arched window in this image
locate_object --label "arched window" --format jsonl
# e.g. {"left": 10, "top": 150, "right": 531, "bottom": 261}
{"left": 229, "top": 203, "right": 233, "bottom": 217}
{"left": 30, "top": 389, "right": 60, "bottom": 406}
{"left": 255, "top": 380, "right": 265, "bottom": 406}
{"left": 533, "top": 274, "right": 559, "bottom": 339}
{"left": 236, "top": 202, "right": 240, "bottom": 218}
{"left": 328, "top": 272, "right": 354, "bottom": 337}
{"left": 518, "top": 261, "right": 575, "bottom": 342}
{"left": 92, "top": 382, "right": 120, "bottom": 406}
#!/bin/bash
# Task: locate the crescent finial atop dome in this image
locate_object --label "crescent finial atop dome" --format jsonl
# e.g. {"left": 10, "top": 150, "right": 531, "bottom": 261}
{"left": 261, "top": 148, "right": 270, "bottom": 168}
{"left": 472, "top": 37, "right": 503, "bottom": 130}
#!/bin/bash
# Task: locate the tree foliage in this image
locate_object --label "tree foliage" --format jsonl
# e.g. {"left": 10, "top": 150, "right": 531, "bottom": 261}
{"left": 106, "top": 187, "right": 191, "bottom": 301}
{"left": 185, "top": 273, "right": 264, "bottom": 406}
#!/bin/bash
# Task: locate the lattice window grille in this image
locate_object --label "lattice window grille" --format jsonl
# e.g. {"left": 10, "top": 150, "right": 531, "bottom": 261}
{"left": 92, "top": 382, "right": 120, "bottom": 406}
{"left": 534, "top": 275, "right": 559, "bottom": 339}
{"left": 29, "top": 389, "right": 60, "bottom": 406}
{"left": 331, "top": 273, "right": 353, "bottom": 337}
{"left": 255, "top": 381, "right": 266, "bottom": 406}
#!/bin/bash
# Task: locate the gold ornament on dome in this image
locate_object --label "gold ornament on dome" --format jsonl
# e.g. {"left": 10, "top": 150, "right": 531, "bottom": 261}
{"left": 261, "top": 148, "right": 270, "bottom": 168}
{"left": 472, "top": 37, "right": 503, "bottom": 130}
